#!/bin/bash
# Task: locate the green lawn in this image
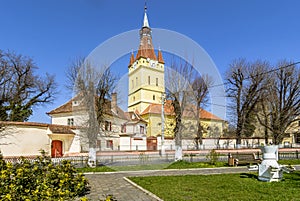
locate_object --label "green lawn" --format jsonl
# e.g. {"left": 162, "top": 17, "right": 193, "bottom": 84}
{"left": 129, "top": 171, "right": 300, "bottom": 201}
{"left": 76, "top": 159, "right": 300, "bottom": 173}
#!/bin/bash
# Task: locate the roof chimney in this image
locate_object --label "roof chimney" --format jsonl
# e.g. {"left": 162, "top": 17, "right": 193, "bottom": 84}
{"left": 112, "top": 92, "right": 117, "bottom": 114}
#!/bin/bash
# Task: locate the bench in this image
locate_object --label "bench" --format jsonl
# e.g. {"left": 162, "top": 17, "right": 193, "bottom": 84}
{"left": 228, "top": 152, "right": 261, "bottom": 166}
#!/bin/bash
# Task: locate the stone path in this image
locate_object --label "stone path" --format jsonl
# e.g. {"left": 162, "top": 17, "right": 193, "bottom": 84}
{"left": 81, "top": 167, "right": 249, "bottom": 201}
{"left": 81, "top": 165, "right": 300, "bottom": 200}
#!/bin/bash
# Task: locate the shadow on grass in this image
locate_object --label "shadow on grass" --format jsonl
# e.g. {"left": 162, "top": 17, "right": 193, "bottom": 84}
{"left": 240, "top": 173, "right": 258, "bottom": 179}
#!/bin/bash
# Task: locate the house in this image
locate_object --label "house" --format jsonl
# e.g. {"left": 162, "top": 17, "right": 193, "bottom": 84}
{"left": 47, "top": 93, "right": 148, "bottom": 153}
{"left": 0, "top": 121, "right": 76, "bottom": 157}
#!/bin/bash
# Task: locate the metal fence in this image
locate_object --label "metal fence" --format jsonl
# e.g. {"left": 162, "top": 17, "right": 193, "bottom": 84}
{"left": 3, "top": 149, "right": 300, "bottom": 168}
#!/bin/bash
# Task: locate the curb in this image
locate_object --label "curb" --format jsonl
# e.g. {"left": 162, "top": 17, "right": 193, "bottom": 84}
{"left": 123, "top": 177, "right": 164, "bottom": 201}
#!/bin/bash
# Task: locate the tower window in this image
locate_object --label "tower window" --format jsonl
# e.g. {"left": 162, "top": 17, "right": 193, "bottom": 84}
{"left": 153, "top": 95, "right": 155, "bottom": 100}
{"left": 156, "top": 78, "right": 158, "bottom": 86}
{"left": 132, "top": 80, "right": 134, "bottom": 89}
{"left": 136, "top": 77, "right": 138, "bottom": 86}
{"left": 67, "top": 118, "right": 74, "bottom": 126}
{"left": 133, "top": 96, "right": 135, "bottom": 101}
{"left": 148, "top": 76, "right": 150, "bottom": 85}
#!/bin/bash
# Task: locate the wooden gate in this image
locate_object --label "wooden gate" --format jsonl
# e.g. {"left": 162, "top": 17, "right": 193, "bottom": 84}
{"left": 51, "top": 140, "right": 63, "bottom": 158}
{"left": 147, "top": 137, "right": 157, "bottom": 150}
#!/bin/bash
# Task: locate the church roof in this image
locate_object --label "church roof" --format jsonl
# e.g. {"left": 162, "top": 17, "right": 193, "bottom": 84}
{"left": 140, "top": 101, "right": 224, "bottom": 121}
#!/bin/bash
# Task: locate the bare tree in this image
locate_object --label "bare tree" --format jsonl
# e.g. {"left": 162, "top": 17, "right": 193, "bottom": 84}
{"left": 69, "top": 58, "right": 118, "bottom": 167}
{"left": 226, "top": 59, "right": 269, "bottom": 147}
{"left": 192, "top": 74, "right": 213, "bottom": 149}
{"left": 257, "top": 61, "right": 300, "bottom": 144}
{"left": 165, "top": 60, "right": 194, "bottom": 160}
{"left": 0, "top": 50, "right": 57, "bottom": 121}
{"left": 65, "top": 57, "right": 84, "bottom": 92}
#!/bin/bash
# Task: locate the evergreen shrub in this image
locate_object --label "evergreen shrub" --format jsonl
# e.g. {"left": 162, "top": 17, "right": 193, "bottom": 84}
{"left": 0, "top": 151, "right": 88, "bottom": 201}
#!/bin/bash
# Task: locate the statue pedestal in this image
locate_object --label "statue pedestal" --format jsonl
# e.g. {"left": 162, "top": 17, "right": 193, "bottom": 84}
{"left": 258, "top": 145, "right": 282, "bottom": 182}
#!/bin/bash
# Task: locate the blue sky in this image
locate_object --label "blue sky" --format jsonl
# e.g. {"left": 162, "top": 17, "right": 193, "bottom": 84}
{"left": 1, "top": 0, "right": 299, "bottom": 123}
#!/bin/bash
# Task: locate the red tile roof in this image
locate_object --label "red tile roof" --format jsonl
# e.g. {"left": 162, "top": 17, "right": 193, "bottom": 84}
{"left": 47, "top": 99, "right": 73, "bottom": 115}
{"left": 140, "top": 101, "right": 223, "bottom": 121}
{"left": 48, "top": 125, "right": 75, "bottom": 134}
{"left": 0, "top": 121, "right": 76, "bottom": 135}
{"left": 157, "top": 50, "right": 164, "bottom": 64}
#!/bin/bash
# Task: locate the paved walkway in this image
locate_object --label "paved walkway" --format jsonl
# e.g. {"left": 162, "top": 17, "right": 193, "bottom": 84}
{"left": 80, "top": 167, "right": 249, "bottom": 201}
{"left": 81, "top": 165, "right": 300, "bottom": 201}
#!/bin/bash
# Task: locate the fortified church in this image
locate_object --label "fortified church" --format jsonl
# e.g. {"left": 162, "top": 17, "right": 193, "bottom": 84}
{"left": 0, "top": 6, "right": 228, "bottom": 158}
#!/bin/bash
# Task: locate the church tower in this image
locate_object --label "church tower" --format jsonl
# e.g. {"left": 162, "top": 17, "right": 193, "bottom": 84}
{"left": 128, "top": 6, "right": 165, "bottom": 113}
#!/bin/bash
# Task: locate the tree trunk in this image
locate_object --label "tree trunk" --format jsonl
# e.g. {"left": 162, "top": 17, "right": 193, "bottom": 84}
{"left": 173, "top": 98, "right": 182, "bottom": 161}
{"left": 88, "top": 147, "right": 97, "bottom": 167}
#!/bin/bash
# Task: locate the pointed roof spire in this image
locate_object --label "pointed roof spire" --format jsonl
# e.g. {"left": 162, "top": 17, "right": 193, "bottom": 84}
{"left": 128, "top": 52, "right": 135, "bottom": 67}
{"left": 143, "top": 3, "right": 150, "bottom": 27}
{"left": 157, "top": 49, "right": 165, "bottom": 64}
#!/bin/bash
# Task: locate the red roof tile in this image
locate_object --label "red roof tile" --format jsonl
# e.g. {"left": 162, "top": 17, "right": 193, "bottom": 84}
{"left": 140, "top": 101, "right": 223, "bottom": 121}
{"left": 0, "top": 121, "right": 76, "bottom": 135}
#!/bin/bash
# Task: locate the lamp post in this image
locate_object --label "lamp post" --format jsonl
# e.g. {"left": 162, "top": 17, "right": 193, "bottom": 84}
{"left": 161, "top": 93, "right": 165, "bottom": 156}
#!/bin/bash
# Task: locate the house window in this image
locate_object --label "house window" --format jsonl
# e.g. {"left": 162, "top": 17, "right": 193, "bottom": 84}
{"left": 121, "top": 124, "right": 126, "bottom": 133}
{"left": 105, "top": 121, "right": 112, "bottom": 131}
{"left": 148, "top": 76, "right": 150, "bottom": 85}
{"left": 106, "top": 140, "right": 113, "bottom": 149}
{"left": 97, "top": 140, "right": 101, "bottom": 149}
{"left": 298, "top": 120, "right": 300, "bottom": 127}
{"left": 67, "top": 118, "right": 74, "bottom": 126}
{"left": 295, "top": 134, "right": 300, "bottom": 144}
{"left": 156, "top": 78, "right": 158, "bottom": 86}
{"left": 140, "top": 126, "right": 145, "bottom": 134}
{"left": 153, "top": 95, "right": 155, "bottom": 100}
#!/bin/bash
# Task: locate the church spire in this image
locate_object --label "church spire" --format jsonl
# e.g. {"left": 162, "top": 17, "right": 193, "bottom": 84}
{"left": 135, "top": 4, "right": 157, "bottom": 61}
{"left": 143, "top": 4, "right": 150, "bottom": 28}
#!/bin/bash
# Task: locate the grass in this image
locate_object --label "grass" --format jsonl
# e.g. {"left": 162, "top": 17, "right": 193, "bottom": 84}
{"left": 112, "top": 163, "right": 170, "bottom": 171}
{"left": 129, "top": 171, "right": 300, "bottom": 201}
{"left": 279, "top": 159, "right": 300, "bottom": 165}
{"left": 165, "top": 160, "right": 228, "bottom": 169}
{"left": 76, "top": 159, "right": 300, "bottom": 172}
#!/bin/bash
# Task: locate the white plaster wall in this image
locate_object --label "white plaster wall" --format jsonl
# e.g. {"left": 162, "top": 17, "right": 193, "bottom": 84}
{"left": 119, "top": 136, "right": 131, "bottom": 151}
{"left": 132, "top": 137, "right": 147, "bottom": 151}
{"left": 0, "top": 126, "right": 50, "bottom": 157}
{"left": 68, "top": 131, "right": 81, "bottom": 153}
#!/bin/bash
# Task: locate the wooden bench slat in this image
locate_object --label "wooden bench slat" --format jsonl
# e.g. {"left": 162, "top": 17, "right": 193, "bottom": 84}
{"left": 228, "top": 153, "right": 261, "bottom": 166}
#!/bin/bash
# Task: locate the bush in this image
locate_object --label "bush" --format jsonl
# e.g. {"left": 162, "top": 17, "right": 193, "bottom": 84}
{"left": 0, "top": 151, "right": 88, "bottom": 200}
{"left": 206, "top": 149, "right": 220, "bottom": 165}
